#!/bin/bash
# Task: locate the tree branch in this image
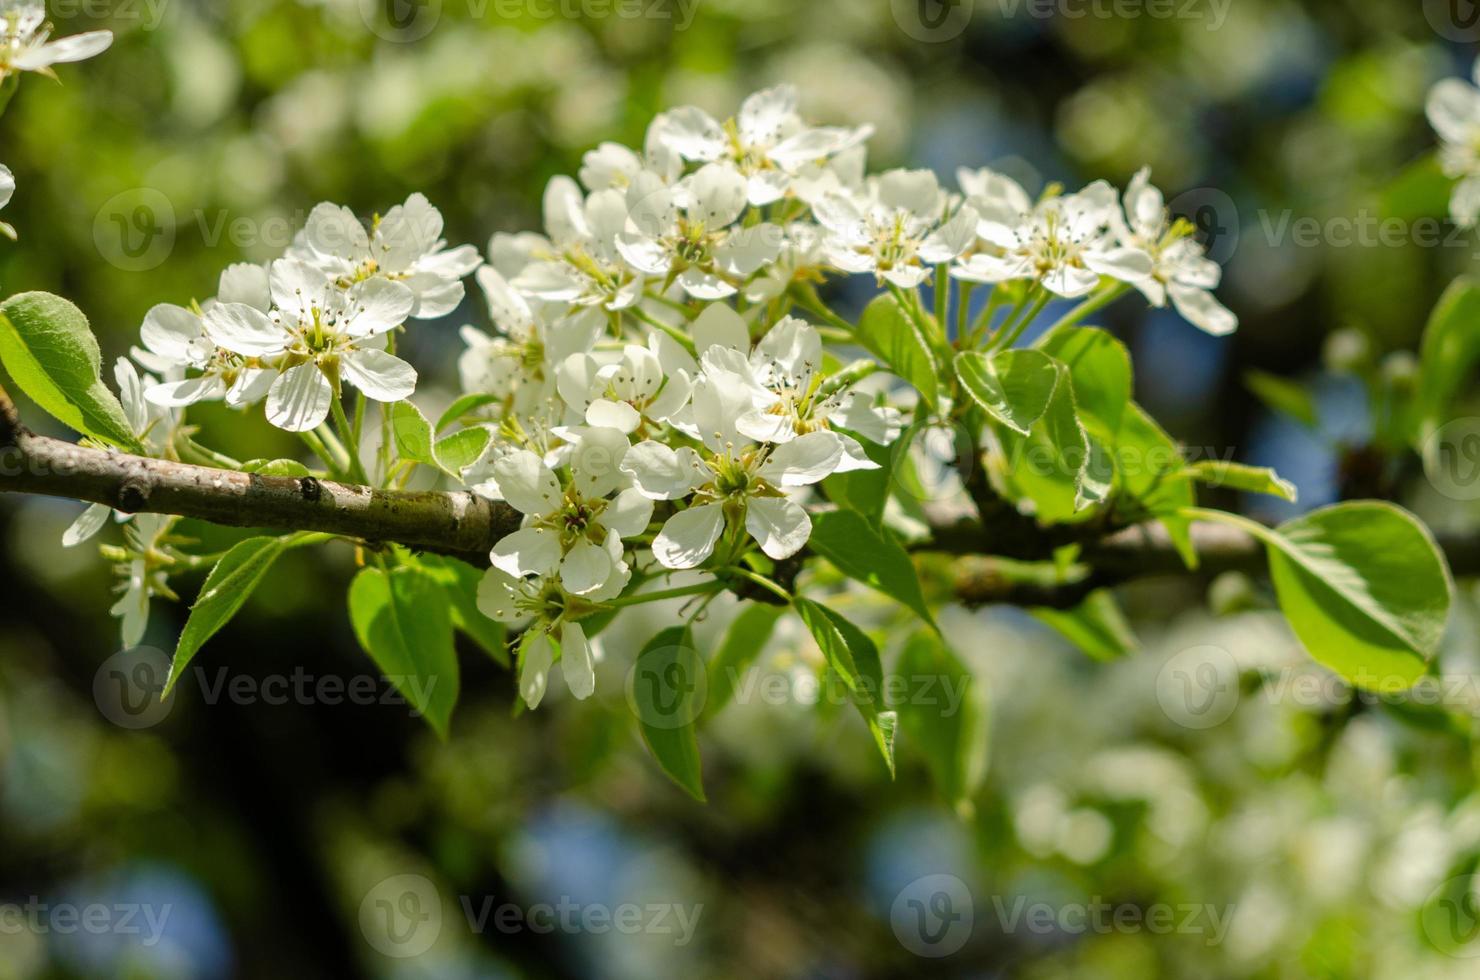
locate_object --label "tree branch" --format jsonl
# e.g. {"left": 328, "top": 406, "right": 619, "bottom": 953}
{"left": 1, "top": 385, "right": 1477, "bottom": 609}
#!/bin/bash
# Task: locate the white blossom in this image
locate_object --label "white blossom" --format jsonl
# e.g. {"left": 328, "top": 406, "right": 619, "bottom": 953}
{"left": 815, "top": 169, "right": 978, "bottom": 288}
{"left": 615, "top": 162, "right": 782, "bottom": 300}
{"left": 648, "top": 84, "right": 872, "bottom": 206}
{"left": 1427, "top": 57, "right": 1480, "bottom": 229}
{"left": 1112, "top": 168, "right": 1237, "bottom": 336}
{"left": 203, "top": 259, "right": 417, "bottom": 432}
{"left": 0, "top": 163, "right": 13, "bottom": 240}
{"left": 510, "top": 176, "right": 644, "bottom": 311}
{"left": 295, "top": 193, "right": 480, "bottom": 318}
{"left": 0, "top": 0, "right": 111, "bottom": 82}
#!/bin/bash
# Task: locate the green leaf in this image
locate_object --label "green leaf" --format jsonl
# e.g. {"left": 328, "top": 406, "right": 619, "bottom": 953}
{"left": 895, "top": 630, "right": 988, "bottom": 816}
{"left": 1211, "top": 503, "right": 1453, "bottom": 689}
{"left": 793, "top": 599, "right": 896, "bottom": 775}
{"left": 1187, "top": 460, "right": 1298, "bottom": 502}
{"left": 1418, "top": 276, "right": 1480, "bottom": 445}
{"left": 240, "top": 458, "right": 312, "bottom": 477}
{"left": 433, "top": 427, "right": 491, "bottom": 475}
{"left": 954, "top": 348, "right": 1059, "bottom": 435}
{"left": 821, "top": 432, "right": 891, "bottom": 527}
{"left": 1031, "top": 590, "right": 1138, "bottom": 662}
{"left": 1038, "top": 326, "right": 1132, "bottom": 436}
{"left": 631, "top": 625, "right": 706, "bottom": 801}
{"left": 995, "top": 361, "right": 1105, "bottom": 522}
{"left": 702, "top": 603, "right": 783, "bottom": 722}
{"left": 389, "top": 401, "right": 434, "bottom": 465}
{"left": 435, "top": 392, "right": 502, "bottom": 433}
{"left": 419, "top": 556, "right": 508, "bottom": 667}
{"left": 1117, "top": 404, "right": 1197, "bottom": 568}
{"left": 1245, "top": 369, "right": 1319, "bottom": 429}
{"left": 855, "top": 293, "right": 940, "bottom": 412}
{"left": 0, "top": 292, "right": 139, "bottom": 450}
{"left": 809, "top": 509, "right": 936, "bottom": 630}
{"left": 347, "top": 566, "right": 460, "bottom": 738}
{"left": 165, "top": 536, "right": 288, "bottom": 695}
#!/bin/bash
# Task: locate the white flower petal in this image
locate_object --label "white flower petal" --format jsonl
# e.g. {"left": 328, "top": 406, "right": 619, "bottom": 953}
{"left": 203, "top": 303, "right": 286, "bottom": 357}
{"left": 63, "top": 503, "right": 111, "bottom": 547}
{"left": 265, "top": 363, "right": 333, "bottom": 432}
{"left": 342, "top": 349, "right": 417, "bottom": 402}
{"left": 140, "top": 304, "right": 203, "bottom": 362}
{"left": 561, "top": 622, "right": 595, "bottom": 700}
{"left": 491, "top": 526, "right": 563, "bottom": 579}
{"left": 492, "top": 450, "right": 563, "bottom": 515}
{"left": 759, "top": 430, "right": 844, "bottom": 486}
{"left": 346, "top": 278, "right": 415, "bottom": 337}
{"left": 585, "top": 398, "right": 641, "bottom": 434}
{"left": 145, "top": 375, "right": 226, "bottom": 408}
{"left": 604, "top": 487, "right": 654, "bottom": 538}
{"left": 476, "top": 567, "right": 523, "bottom": 622}
{"left": 690, "top": 302, "right": 750, "bottom": 354}
{"left": 519, "top": 631, "right": 554, "bottom": 709}
{"left": 745, "top": 495, "right": 812, "bottom": 560}
{"left": 620, "top": 442, "right": 706, "bottom": 500}
{"left": 652, "top": 502, "right": 727, "bottom": 569}
{"left": 560, "top": 538, "right": 614, "bottom": 596}
{"left": 1168, "top": 283, "right": 1238, "bottom": 336}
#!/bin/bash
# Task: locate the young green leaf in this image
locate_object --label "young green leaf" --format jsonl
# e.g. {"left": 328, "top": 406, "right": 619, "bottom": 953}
{"left": 1417, "top": 276, "right": 1480, "bottom": 447}
{"left": 348, "top": 565, "right": 460, "bottom": 738}
{"left": 895, "top": 630, "right": 988, "bottom": 817}
{"left": 435, "top": 392, "right": 502, "bottom": 433}
{"left": 821, "top": 431, "right": 891, "bottom": 527}
{"left": 855, "top": 293, "right": 941, "bottom": 412}
{"left": 0, "top": 292, "right": 140, "bottom": 451}
{"left": 702, "top": 603, "right": 783, "bottom": 722}
{"left": 1245, "top": 369, "right": 1319, "bottom": 429}
{"left": 165, "top": 536, "right": 288, "bottom": 695}
{"left": 1031, "top": 590, "right": 1139, "bottom": 662}
{"left": 631, "top": 625, "right": 706, "bottom": 801}
{"left": 809, "top": 509, "right": 937, "bottom": 630}
{"left": 1117, "top": 404, "right": 1197, "bottom": 568}
{"left": 793, "top": 598, "right": 896, "bottom": 775}
{"left": 995, "top": 361, "right": 1106, "bottom": 522}
{"left": 389, "top": 401, "right": 434, "bottom": 465}
{"left": 1187, "top": 460, "right": 1298, "bottom": 502}
{"left": 433, "top": 427, "right": 491, "bottom": 475}
{"left": 1194, "top": 503, "right": 1453, "bottom": 690}
{"left": 954, "top": 348, "right": 1059, "bottom": 435}
{"left": 419, "top": 555, "right": 508, "bottom": 667}
{"left": 1038, "top": 326, "right": 1132, "bottom": 437}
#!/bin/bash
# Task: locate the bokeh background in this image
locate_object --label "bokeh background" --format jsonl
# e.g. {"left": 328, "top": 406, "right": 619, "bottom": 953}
{"left": 2, "top": 0, "right": 1480, "bottom": 976}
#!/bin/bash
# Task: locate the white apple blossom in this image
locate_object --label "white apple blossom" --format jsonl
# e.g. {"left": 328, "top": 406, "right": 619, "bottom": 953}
{"left": 458, "top": 266, "right": 604, "bottom": 418}
{"left": 648, "top": 84, "right": 873, "bottom": 206}
{"left": 478, "top": 570, "right": 612, "bottom": 708}
{"left": 0, "top": 162, "right": 13, "bottom": 240}
{"left": 814, "top": 169, "right": 978, "bottom": 288}
{"left": 1112, "top": 168, "right": 1237, "bottom": 336}
{"left": 0, "top": 0, "right": 111, "bottom": 82}
{"left": 487, "top": 431, "right": 652, "bottom": 597}
{"left": 556, "top": 331, "right": 695, "bottom": 436}
{"left": 295, "top": 193, "right": 480, "bottom": 318}
{"left": 1427, "top": 57, "right": 1480, "bottom": 229}
{"left": 137, "top": 264, "right": 278, "bottom": 409}
{"left": 621, "top": 429, "right": 845, "bottom": 570}
{"left": 688, "top": 304, "right": 899, "bottom": 464}
{"left": 616, "top": 162, "right": 782, "bottom": 300}
{"left": 110, "top": 513, "right": 178, "bottom": 648}
{"left": 203, "top": 259, "right": 417, "bottom": 432}
{"left": 952, "top": 169, "right": 1152, "bottom": 298}
{"left": 510, "top": 176, "right": 644, "bottom": 311}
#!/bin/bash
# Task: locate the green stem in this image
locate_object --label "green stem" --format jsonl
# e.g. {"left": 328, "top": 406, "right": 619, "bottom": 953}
{"left": 298, "top": 430, "right": 346, "bottom": 479}
{"left": 790, "top": 284, "right": 855, "bottom": 334}
{"left": 174, "top": 433, "right": 242, "bottom": 470}
{"left": 989, "top": 288, "right": 1051, "bottom": 351}
{"left": 628, "top": 305, "right": 698, "bottom": 353}
{"left": 933, "top": 264, "right": 949, "bottom": 331}
{"left": 728, "top": 566, "right": 792, "bottom": 602}
{"left": 330, "top": 397, "right": 369, "bottom": 485}
{"left": 600, "top": 581, "right": 722, "bottom": 609}
{"left": 955, "top": 281, "right": 975, "bottom": 347}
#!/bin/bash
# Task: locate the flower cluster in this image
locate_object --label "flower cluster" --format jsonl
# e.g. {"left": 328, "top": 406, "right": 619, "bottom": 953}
{"left": 1428, "top": 56, "right": 1480, "bottom": 229}
{"left": 11, "top": 83, "right": 1240, "bottom": 707}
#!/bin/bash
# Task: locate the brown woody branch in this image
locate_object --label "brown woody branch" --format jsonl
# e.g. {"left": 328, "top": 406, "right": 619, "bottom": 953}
{"left": 1, "top": 385, "right": 1476, "bottom": 609}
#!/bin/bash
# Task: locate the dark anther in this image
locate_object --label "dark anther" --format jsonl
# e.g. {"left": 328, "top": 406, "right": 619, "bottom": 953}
{"left": 300, "top": 476, "right": 323, "bottom": 502}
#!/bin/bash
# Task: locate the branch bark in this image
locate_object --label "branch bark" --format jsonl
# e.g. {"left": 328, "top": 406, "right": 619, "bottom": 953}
{"left": 1, "top": 384, "right": 1476, "bottom": 608}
